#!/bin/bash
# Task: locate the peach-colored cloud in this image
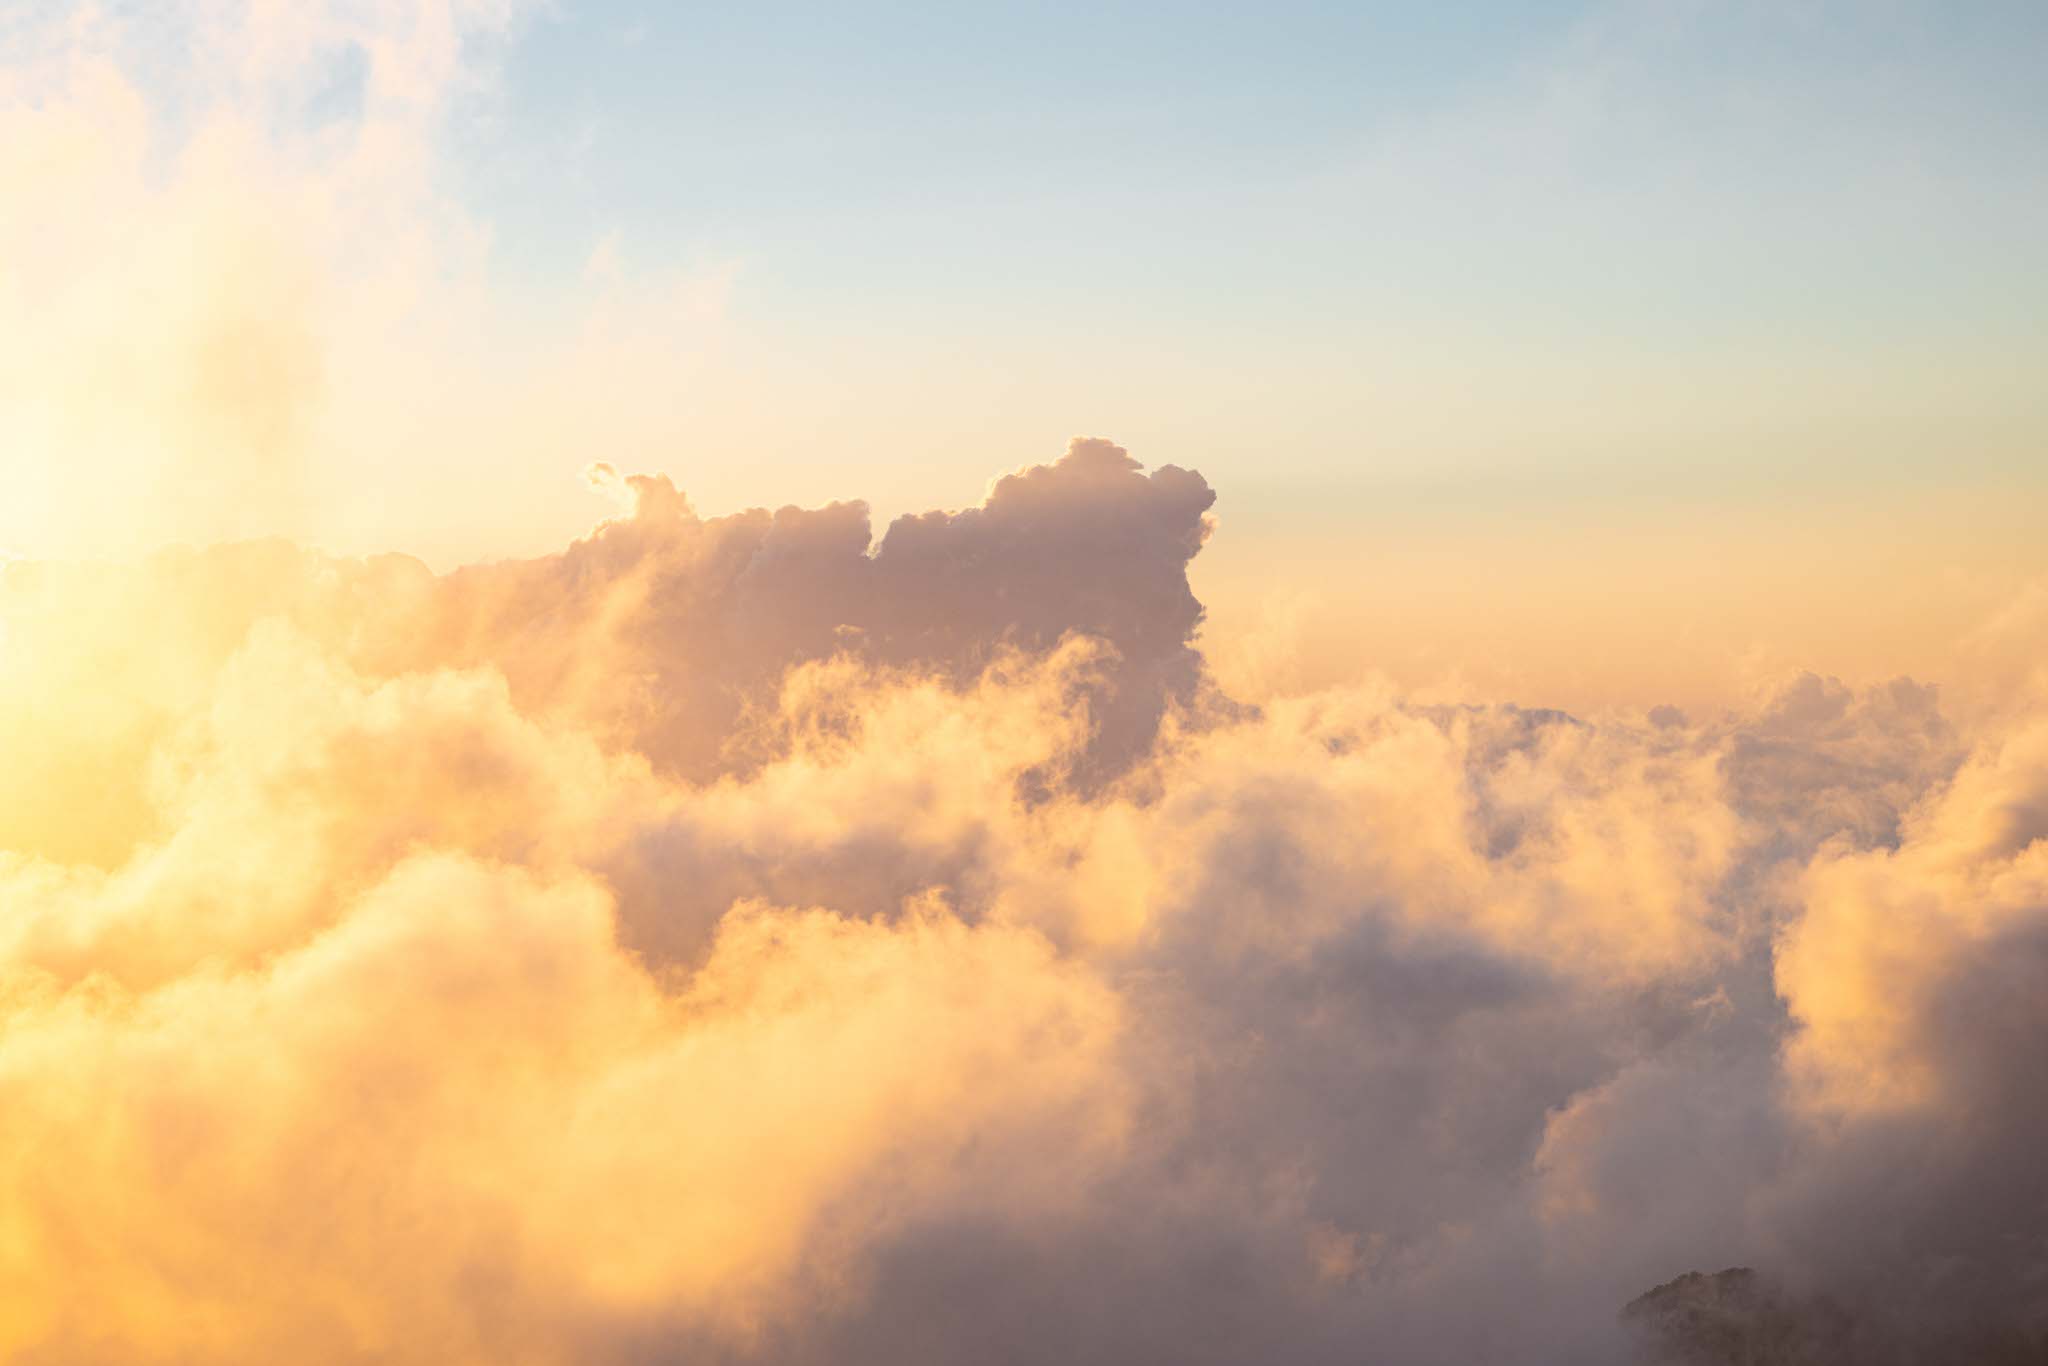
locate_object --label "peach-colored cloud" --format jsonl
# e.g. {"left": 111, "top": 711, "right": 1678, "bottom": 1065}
{"left": 3, "top": 439, "right": 2046, "bottom": 1363}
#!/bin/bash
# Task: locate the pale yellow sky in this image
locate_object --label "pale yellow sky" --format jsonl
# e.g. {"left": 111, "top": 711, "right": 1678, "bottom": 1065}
{"left": 3, "top": 0, "right": 2044, "bottom": 719}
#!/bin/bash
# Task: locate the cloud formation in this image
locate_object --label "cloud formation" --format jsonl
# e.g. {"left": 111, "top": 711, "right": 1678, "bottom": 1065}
{"left": 4, "top": 432, "right": 2045, "bottom": 1364}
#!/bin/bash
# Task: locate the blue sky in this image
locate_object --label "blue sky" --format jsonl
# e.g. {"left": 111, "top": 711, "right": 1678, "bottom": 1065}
{"left": 463, "top": 1, "right": 2046, "bottom": 339}
{"left": 406, "top": 0, "right": 2048, "bottom": 524}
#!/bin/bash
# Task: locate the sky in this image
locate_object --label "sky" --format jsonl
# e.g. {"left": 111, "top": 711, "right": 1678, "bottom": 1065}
{"left": 4, "top": 5, "right": 2048, "bottom": 1363}
{"left": 5, "top": 0, "right": 2047, "bottom": 709}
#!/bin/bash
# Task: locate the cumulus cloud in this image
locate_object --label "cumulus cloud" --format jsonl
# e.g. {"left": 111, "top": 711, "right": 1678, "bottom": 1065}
{"left": 1735, "top": 720, "right": 2048, "bottom": 1360}
{"left": 420, "top": 435, "right": 1222, "bottom": 786}
{"left": 2, "top": 436, "right": 2045, "bottom": 1365}
{"left": 6, "top": 4, "right": 2042, "bottom": 1358}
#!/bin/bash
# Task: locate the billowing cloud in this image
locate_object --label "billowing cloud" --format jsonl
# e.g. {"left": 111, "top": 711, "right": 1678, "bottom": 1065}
{"left": 6, "top": 1, "right": 2043, "bottom": 1359}
{"left": 5, "top": 432, "right": 2045, "bottom": 1364}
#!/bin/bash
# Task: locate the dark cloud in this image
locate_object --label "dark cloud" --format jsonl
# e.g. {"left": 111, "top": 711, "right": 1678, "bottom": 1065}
{"left": 425, "top": 436, "right": 1222, "bottom": 785}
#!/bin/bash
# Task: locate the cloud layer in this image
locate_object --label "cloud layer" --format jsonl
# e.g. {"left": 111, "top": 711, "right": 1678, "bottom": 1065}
{"left": 3, "top": 436, "right": 2045, "bottom": 1364}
